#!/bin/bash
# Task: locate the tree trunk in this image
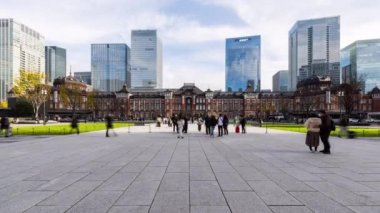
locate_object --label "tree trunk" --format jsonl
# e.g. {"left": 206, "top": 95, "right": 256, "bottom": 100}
{"left": 34, "top": 105, "right": 40, "bottom": 123}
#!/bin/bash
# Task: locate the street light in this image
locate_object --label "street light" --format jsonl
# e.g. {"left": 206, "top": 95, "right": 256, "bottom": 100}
{"left": 338, "top": 91, "right": 345, "bottom": 120}
{"left": 42, "top": 89, "right": 47, "bottom": 125}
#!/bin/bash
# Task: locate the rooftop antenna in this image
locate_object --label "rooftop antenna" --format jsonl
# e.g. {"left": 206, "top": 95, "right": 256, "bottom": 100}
{"left": 69, "top": 65, "right": 72, "bottom": 76}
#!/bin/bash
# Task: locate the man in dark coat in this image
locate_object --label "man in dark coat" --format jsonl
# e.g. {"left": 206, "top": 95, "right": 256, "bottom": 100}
{"left": 204, "top": 115, "right": 210, "bottom": 135}
{"left": 1, "top": 116, "right": 10, "bottom": 137}
{"left": 319, "top": 110, "right": 332, "bottom": 154}
{"left": 70, "top": 116, "right": 80, "bottom": 135}
{"left": 105, "top": 115, "right": 116, "bottom": 137}
{"left": 172, "top": 114, "right": 178, "bottom": 133}
{"left": 209, "top": 114, "right": 217, "bottom": 137}
{"left": 183, "top": 116, "right": 188, "bottom": 133}
{"left": 240, "top": 116, "right": 247, "bottom": 134}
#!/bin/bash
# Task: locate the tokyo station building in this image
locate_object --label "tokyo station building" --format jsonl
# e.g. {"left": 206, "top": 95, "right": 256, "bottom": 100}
{"left": 43, "top": 76, "right": 380, "bottom": 120}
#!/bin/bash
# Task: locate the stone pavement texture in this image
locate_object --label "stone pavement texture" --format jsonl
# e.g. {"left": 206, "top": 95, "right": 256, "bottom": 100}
{"left": 0, "top": 124, "right": 380, "bottom": 213}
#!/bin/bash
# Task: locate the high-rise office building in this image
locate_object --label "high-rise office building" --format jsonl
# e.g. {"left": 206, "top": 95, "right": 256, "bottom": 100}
{"left": 341, "top": 39, "right": 380, "bottom": 93}
{"left": 91, "top": 43, "right": 131, "bottom": 92}
{"left": 0, "top": 18, "right": 45, "bottom": 101}
{"left": 225, "top": 35, "right": 261, "bottom": 92}
{"left": 131, "top": 30, "right": 162, "bottom": 88}
{"left": 74, "top": 71, "right": 91, "bottom": 85}
{"left": 45, "top": 46, "right": 66, "bottom": 83}
{"left": 289, "top": 16, "right": 340, "bottom": 91}
{"left": 272, "top": 70, "right": 289, "bottom": 92}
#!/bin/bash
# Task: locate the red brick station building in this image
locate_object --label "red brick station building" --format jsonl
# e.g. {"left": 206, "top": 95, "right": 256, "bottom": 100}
{"left": 34, "top": 75, "right": 380, "bottom": 121}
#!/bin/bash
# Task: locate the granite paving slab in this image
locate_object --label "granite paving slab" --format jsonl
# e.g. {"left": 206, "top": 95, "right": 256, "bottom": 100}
{"left": 1, "top": 125, "right": 379, "bottom": 212}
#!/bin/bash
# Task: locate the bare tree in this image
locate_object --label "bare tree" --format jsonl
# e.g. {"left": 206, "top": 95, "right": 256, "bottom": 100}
{"left": 339, "top": 80, "right": 362, "bottom": 116}
{"left": 59, "top": 82, "right": 85, "bottom": 116}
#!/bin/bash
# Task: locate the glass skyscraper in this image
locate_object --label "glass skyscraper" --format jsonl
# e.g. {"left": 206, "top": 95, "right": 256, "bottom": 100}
{"left": 0, "top": 19, "right": 45, "bottom": 101}
{"left": 131, "top": 30, "right": 162, "bottom": 88}
{"left": 45, "top": 46, "right": 66, "bottom": 83}
{"left": 289, "top": 16, "right": 340, "bottom": 91}
{"left": 91, "top": 44, "right": 131, "bottom": 92}
{"left": 272, "top": 70, "right": 289, "bottom": 92}
{"left": 74, "top": 71, "right": 91, "bottom": 85}
{"left": 341, "top": 39, "right": 380, "bottom": 93}
{"left": 225, "top": 35, "right": 261, "bottom": 92}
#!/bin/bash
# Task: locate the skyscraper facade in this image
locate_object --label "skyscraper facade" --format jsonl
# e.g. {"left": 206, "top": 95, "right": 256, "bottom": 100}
{"left": 131, "top": 30, "right": 162, "bottom": 88}
{"left": 225, "top": 35, "right": 261, "bottom": 92}
{"left": 341, "top": 39, "right": 380, "bottom": 93}
{"left": 45, "top": 46, "right": 66, "bottom": 83}
{"left": 289, "top": 16, "right": 340, "bottom": 91}
{"left": 0, "top": 18, "right": 45, "bottom": 101}
{"left": 272, "top": 70, "right": 289, "bottom": 92}
{"left": 91, "top": 44, "right": 131, "bottom": 92}
{"left": 74, "top": 71, "right": 91, "bottom": 85}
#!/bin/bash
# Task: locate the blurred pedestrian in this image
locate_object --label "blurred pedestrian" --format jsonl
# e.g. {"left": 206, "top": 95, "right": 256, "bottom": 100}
{"left": 0, "top": 116, "right": 11, "bottom": 137}
{"left": 209, "top": 114, "right": 217, "bottom": 137}
{"left": 183, "top": 116, "right": 188, "bottom": 133}
{"left": 223, "top": 115, "right": 229, "bottom": 135}
{"left": 319, "top": 110, "right": 334, "bottom": 154}
{"left": 197, "top": 117, "right": 203, "bottom": 132}
{"left": 205, "top": 115, "right": 210, "bottom": 135}
{"left": 217, "top": 114, "right": 224, "bottom": 137}
{"left": 105, "top": 115, "right": 117, "bottom": 137}
{"left": 240, "top": 116, "right": 247, "bottom": 134}
{"left": 338, "top": 116, "right": 348, "bottom": 138}
{"left": 304, "top": 113, "right": 321, "bottom": 152}
{"left": 172, "top": 114, "right": 178, "bottom": 133}
{"left": 177, "top": 114, "right": 184, "bottom": 139}
{"left": 70, "top": 116, "right": 80, "bottom": 135}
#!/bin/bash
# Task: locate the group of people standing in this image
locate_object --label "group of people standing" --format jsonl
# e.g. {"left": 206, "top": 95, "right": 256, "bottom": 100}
{"left": 170, "top": 113, "right": 248, "bottom": 139}
{"left": 304, "top": 110, "right": 334, "bottom": 154}
{"left": 203, "top": 114, "right": 229, "bottom": 137}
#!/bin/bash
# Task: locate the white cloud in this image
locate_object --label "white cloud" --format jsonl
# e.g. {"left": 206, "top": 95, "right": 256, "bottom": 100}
{"left": 2, "top": 0, "right": 380, "bottom": 90}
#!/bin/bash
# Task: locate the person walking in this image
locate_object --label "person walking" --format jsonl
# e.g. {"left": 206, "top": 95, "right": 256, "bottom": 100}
{"left": 217, "top": 114, "right": 224, "bottom": 137}
{"left": 0, "top": 116, "right": 10, "bottom": 137}
{"left": 197, "top": 117, "right": 203, "bottom": 132}
{"left": 105, "top": 115, "right": 116, "bottom": 137}
{"left": 223, "top": 115, "right": 229, "bottom": 135}
{"left": 172, "top": 114, "right": 178, "bottom": 133}
{"left": 204, "top": 115, "right": 210, "bottom": 135}
{"left": 183, "top": 116, "right": 188, "bottom": 133}
{"left": 304, "top": 113, "right": 321, "bottom": 152}
{"left": 70, "top": 116, "right": 80, "bottom": 135}
{"left": 177, "top": 114, "right": 184, "bottom": 139}
{"left": 319, "top": 110, "right": 333, "bottom": 154}
{"left": 209, "top": 114, "right": 217, "bottom": 137}
{"left": 240, "top": 116, "right": 247, "bottom": 134}
{"left": 338, "top": 116, "right": 348, "bottom": 138}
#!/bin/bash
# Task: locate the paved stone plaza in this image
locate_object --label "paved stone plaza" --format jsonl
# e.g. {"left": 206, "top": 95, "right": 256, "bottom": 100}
{"left": 1, "top": 124, "right": 380, "bottom": 213}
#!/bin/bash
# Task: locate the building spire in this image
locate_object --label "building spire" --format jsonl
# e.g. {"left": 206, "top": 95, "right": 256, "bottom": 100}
{"left": 69, "top": 65, "right": 72, "bottom": 77}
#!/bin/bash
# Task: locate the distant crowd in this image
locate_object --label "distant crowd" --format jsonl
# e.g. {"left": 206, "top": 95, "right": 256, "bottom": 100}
{"left": 169, "top": 113, "right": 247, "bottom": 139}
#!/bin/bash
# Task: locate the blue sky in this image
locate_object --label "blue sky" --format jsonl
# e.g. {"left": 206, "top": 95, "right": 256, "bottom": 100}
{"left": 1, "top": 0, "right": 380, "bottom": 90}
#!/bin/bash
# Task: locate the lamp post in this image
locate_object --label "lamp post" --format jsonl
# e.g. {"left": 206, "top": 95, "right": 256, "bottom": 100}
{"left": 338, "top": 91, "right": 345, "bottom": 120}
{"left": 42, "top": 89, "right": 47, "bottom": 125}
{"left": 53, "top": 89, "right": 58, "bottom": 121}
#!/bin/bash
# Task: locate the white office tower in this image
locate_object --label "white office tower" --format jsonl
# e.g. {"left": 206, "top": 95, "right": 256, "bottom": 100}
{"left": 0, "top": 18, "right": 45, "bottom": 101}
{"left": 131, "top": 30, "right": 162, "bottom": 88}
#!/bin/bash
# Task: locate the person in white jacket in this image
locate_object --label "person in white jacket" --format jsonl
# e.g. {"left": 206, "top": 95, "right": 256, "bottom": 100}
{"left": 177, "top": 114, "right": 185, "bottom": 139}
{"left": 304, "top": 113, "right": 322, "bottom": 152}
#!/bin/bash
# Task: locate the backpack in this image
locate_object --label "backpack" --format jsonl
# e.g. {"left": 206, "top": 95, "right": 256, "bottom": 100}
{"left": 330, "top": 119, "right": 336, "bottom": 131}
